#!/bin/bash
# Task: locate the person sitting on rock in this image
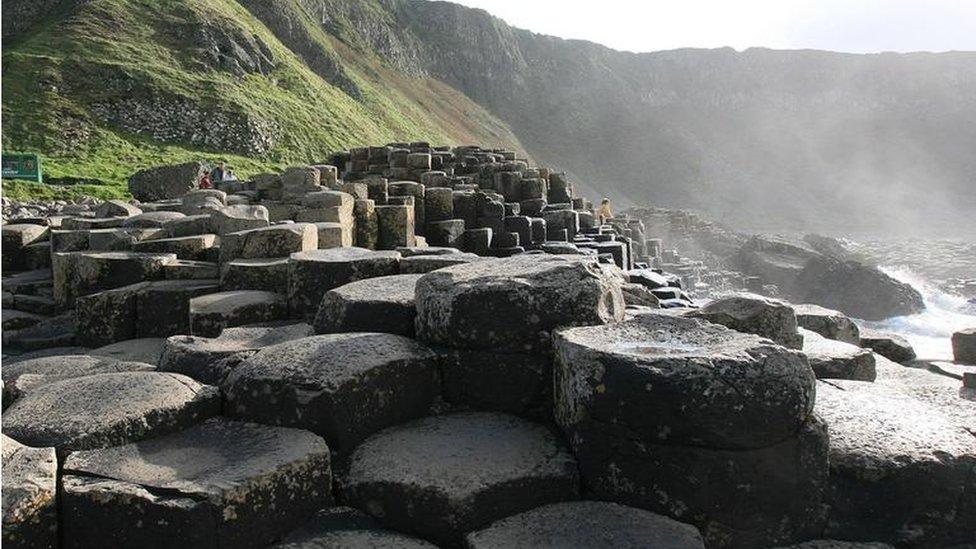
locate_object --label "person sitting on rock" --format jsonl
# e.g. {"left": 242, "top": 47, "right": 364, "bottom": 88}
{"left": 597, "top": 197, "right": 613, "bottom": 224}
{"left": 210, "top": 162, "right": 226, "bottom": 183}
{"left": 199, "top": 172, "right": 212, "bottom": 189}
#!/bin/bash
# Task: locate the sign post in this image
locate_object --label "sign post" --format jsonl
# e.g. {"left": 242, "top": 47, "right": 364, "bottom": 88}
{"left": 2, "top": 153, "right": 43, "bottom": 183}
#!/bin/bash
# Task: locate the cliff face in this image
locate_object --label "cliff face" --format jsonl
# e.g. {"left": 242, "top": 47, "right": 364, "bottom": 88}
{"left": 4, "top": 0, "right": 975, "bottom": 235}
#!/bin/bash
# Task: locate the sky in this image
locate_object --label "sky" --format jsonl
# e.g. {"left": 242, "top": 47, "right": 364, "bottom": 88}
{"left": 449, "top": 0, "right": 976, "bottom": 54}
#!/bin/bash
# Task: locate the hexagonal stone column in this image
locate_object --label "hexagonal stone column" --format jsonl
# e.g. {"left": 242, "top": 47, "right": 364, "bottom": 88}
{"left": 275, "top": 507, "right": 437, "bottom": 549}
{"left": 801, "top": 328, "right": 876, "bottom": 380}
{"left": 287, "top": 248, "right": 400, "bottom": 322}
{"left": 219, "top": 223, "right": 317, "bottom": 263}
{"left": 466, "top": 501, "right": 705, "bottom": 549}
{"left": 225, "top": 333, "right": 438, "bottom": 452}
{"left": 314, "top": 274, "right": 422, "bottom": 336}
{"left": 52, "top": 251, "right": 176, "bottom": 307}
{"left": 2, "top": 372, "right": 219, "bottom": 451}
{"left": 415, "top": 255, "right": 624, "bottom": 355}
{"left": 2, "top": 354, "right": 155, "bottom": 403}
{"left": 2, "top": 434, "right": 57, "bottom": 548}
{"left": 189, "top": 291, "right": 287, "bottom": 337}
{"left": 340, "top": 412, "right": 579, "bottom": 546}
{"left": 62, "top": 419, "right": 332, "bottom": 549}
{"left": 690, "top": 293, "right": 804, "bottom": 349}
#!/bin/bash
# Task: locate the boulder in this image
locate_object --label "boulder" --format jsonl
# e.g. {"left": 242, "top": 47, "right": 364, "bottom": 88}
{"left": 274, "top": 507, "right": 438, "bottom": 549}
{"left": 2, "top": 309, "right": 44, "bottom": 331}
{"left": 127, "top": 161, "right": 205, "bottom": 201}
{"left": 952, "top": 327, "right": 976, "bottom": 364}
{"left": 225, "top": 333, "right": 438, "bottom": 452}
{"left": 210, "top": 204, "right": 270, "bottom": 235}
{"left": 95, "top": 199, "right": 142, "bottom": 218}
{"left": 287, "top": 248, "right": 400, "bottom": 321}
{"left": 62, "top": 419, "right": 332, "bottom": 549}
{"left": 554, "top": 311, "right": 815, "bottom": 449}
{"left": 690, "top": 293, "right": 803, "bottom": 349}
{"left": 159, "top": 322, "right": 312, "bottom": 385}
{"left": 339, "top": 412, "right": 579, "bottom": 546}
{"left": 164, "top": 214, "right": 213, "bottom": 237}
{"left": 189, "top": 290, "right": 287, "bottom": 337}
{"left": 415, "top": 255, "right": 625, "bottom": 354}
{"left": 816, "top": 378, "right": 976, "bottom": 546}
{"left": 858, "top": 328, "right": 917, "bottom": 363}
{"left": 2, "top": 372, "right": 219, "bottom": 451}
{"left": 620, "top": 282, "right": 661, "bottom": 308}
{"left": 219, "top": 223, "right": 317, "bottom": 263}
{"left": 314, "top": 274, "right": 422, "bottom": 336}
{"left": 801, "top": 328, "right": 876, "bottom": 381}
{"left": 465, "top": 501, "right": 705, "bottom": 549}
{"left": 793, "top": 303, "right": 860, "bottom": 345}
{"left": 2, "top": 434, "right": 57, "bottom": 549}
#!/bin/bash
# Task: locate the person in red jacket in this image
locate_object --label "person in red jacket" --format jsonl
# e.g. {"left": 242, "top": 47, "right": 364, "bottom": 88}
{"left": 199, "top": 173, "right": 212, "bottom": 189}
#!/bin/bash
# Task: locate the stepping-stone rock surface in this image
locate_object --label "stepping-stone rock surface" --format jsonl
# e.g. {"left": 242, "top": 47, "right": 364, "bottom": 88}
{"left": 793, "top": 303, "right": 860, "bottom": 345}
{"left": 340, "top": 412, "right": 579, "bottom": 546}
{"left": 314, "top": 274, "right": 422, "bottom": 336}
{"left": 415, "top": 255, "right": 624, "bottom": 354}
{"left": 801, "top": 328, "right": 876, "bottom": 381}
{"left": 816, "top": 377, "right": 976, "bottom": 547}
{"left": 554, "top": 312, "right": 815, "bottom": 449}
{"left": 159, "top": 322, "right": 312, "bottom": 385}
{"left": 2, "top": 371, "right": 219, "bottom": 451}
{"left": 2, "top": 434, "right": 58, "bottom": 549}
{"left": 274, "top": 507, "right": 437, "bottom": 549}
{"left": 466, "top": 501, "right": 705, "bottom": 549}
{"left": 189, "top": 290, "right": 287, "bottom": 337}
{"left": 690, "top": 293, "right": 804, "bottom": 349}
{"left": 288, "top": 247, "right": 400, "bottom": 321}
{"left": 62, "top": 419, "right": 332, "bottom": 549}
{"left": 1, "top": 354, "right": 155, "bottom": 402}
{"left": 91, "top": 337, "right": 167, "bottom": 365}
{"left": 225, "top": 333, "right": 438, "bottom": 452}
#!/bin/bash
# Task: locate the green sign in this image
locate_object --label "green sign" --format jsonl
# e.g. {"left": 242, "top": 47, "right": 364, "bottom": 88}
{"left": 2, "top": 153, "right": 42, "bottom": 182}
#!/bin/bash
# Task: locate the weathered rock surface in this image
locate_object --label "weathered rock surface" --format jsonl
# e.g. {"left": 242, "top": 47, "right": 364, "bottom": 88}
{"left": 288, "top": 247, "right": 400, "bottom": 321}
{"left": 314, "top": 274, "right": 422, "bottom": 336}
{"left": 220, "top": 223, "right": 317, "bottom": 263}
{"left": 439, "top": 348, "right": 552, "bottom": 419}
{"left": 794, "top": 303, "right": 860, "bottom": 345}
{"left": 465, "top": 501, "right": 705, "bottom": 549}
{"left": 90, "top": 337, "right": 167, "bottom": 365}
{"left": 127, "top": 161, "right": 205, "bottom": 201}
{"left": 2, "top": 434, "right": 58, "bottom": 549}
{"left": 2, "top": 372, "right": 219, "bottom": 451}
{"left": 953, "top": 327, "right": 976, "bottom": 364}
{"left": 415, "top": 255, "right": 624, "bottom": 354}
{"left": 801, "top": 328, "right": 877, "bottom": 381}
{"left": 189, "top": 290, "right": 287, "bottom": 336}
{"left": 690, "top": 293, "right": 803, "bottom": 349}
{"left": 62, "top": 419, "right": 332, "bottom": 548}
{"left": 858, "top": 328, "right": 917, "bottom": 363}
{"left": 274, "top": 507, "right": 438, "bottom": 549}
{"left": 1, "top": 354, "right": 155, "bottom": 402}
{"left": 225, "top": 333, "right": 438, "bottom": 452}
{"left": 340, "top": 412, "right": 579, "bottom": 546}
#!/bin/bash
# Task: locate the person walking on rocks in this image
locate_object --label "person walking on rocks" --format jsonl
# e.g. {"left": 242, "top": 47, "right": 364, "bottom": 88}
{"left": 597, "top": 197, "right": 613, "bottom": 225}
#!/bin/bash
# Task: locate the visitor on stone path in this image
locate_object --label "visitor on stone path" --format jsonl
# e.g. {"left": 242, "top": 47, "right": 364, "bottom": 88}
{"left": 222, "top": 168, "right": 238, "bottom": 182}
{"left": 597, "top": 197, "right": 613, "bottom": 225}
{"left": 198, "top": 173, "right": 212, "bottom": 189}
{"left": 210, "top": 161, "right": 226, "bottom": 183}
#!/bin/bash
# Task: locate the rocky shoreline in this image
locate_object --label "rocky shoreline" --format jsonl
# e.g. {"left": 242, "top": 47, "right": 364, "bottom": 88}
{"left": 2, "top": 144, "right": 975, "bottom": 548}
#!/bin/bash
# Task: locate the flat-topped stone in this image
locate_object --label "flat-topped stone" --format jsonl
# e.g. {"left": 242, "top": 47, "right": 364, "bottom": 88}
{"left": 554, "top": 311, "right": 815, "bottom": 449}
{"left": 62, "top": 419, "right": 332, "bottom": 549}
{"left": 340, "top": 412, "right": 579, "bottom": 546}
{"left": 225, "top": 333, "right": 438, "bottom": 452}
{"left": 220, "top": 223, "right": 317, "bottom": 263}
{"left": 690, "top": 293, "right": 803, "bottom": 349}
{"left": 53, "top": 251, "right": 176, "bottom": 307}
{"left": 314, "top": 274, "right": 422, "bottom": 336}
{"left": 398, "top": 252, "right": 483, "bottom": 274}
{"left": 816, "top": 377, "right": 976, "bottom": 546}
{"left": 801, "top": 328, "right": 876, "bottom": 381}
{"left": 159, "top": 322, "right": 313, "bottom": 385}
{"left": 952, "top": 327, "right": 976, "bottom": 364}
{"left": 1, "top": 354, "right": 155, "bottom": 402}
{"left": 1, "top": 434, "right": 58, "bottom": 549}
{"left": 288, "top": 247, "right": 401, "bottom": 321}
{"left": 90, "top": 337, "right": 167, "bottom": 365}
{"left": 793, "top": 303, "right": 860, "bottom": 345}
{"left": 274, "top": 507, "right": 438, "bottom": 549}
{"left": 132, "top": 233, "right": 216, "bottom": 260}
{"left": 95, "top": 199, "right": 142, "bottom": 218}
{"left": 2, "top": 371, "right": 219, "bottom": 451}
{"left": 120, "top": 211, "right": 186, "bottom": 228}
{"left": 210, "top": 204, "right": 270, "bottom": 234}
{"left": 415, "top": 254, "right": 624, "bottom": 354}
{"left": 466, "top": 501, "right": 705, "bottom": 549}
{"left": 858, "top": 328, "right": 917, "bottom": 363}
{"left": 220, "top": 257, "right": 289, "bottom": 292}
{"left": 189, "top": 290, "right": 287, "bottom": 337}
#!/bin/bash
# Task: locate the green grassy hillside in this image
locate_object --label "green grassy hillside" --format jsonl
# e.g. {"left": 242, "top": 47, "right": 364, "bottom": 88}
{"left": 1, "top": 0, "right": 524, "bottom": 199}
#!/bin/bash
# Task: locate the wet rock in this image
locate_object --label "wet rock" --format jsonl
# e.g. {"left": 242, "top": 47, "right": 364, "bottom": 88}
{"left": 796, "top": 256, "right": 924, "bottom": 321}
{"left": 62, "top": 419, "right": 332, "bottom": 549}
{"left": 189, "top": 290, "right": 287, "bottom": 337}
{"left": 794, "top": 303, "right": 860, "bottom": 345}
{"left": 2, "top": 434, "right": 57, "bottom": 549}
{"left": 952, "top": 327, "right": 976, "bottom": 364}
{"left": 340, "top": 412, "right": 579, "bottom": 546}
{"left": 415, "top": 255, "right": 624, "bottom": 355}
{"left": 801, "top": 328, "right": 876, "bottom": 381}
{"left": 159, "top": 322, "right": 312, "bottom": 385}
{"left": 274, "top": 507, "right": 438, "bottom": 548}
{"left": 466, "top": 501, "right": 705, "bottom": 549}
{"left": 225, "top": 333, "right": 438, "bottom": 452}
{"left": 816, "top": 377, "right": 976, "bottom": 547}
{"left": 2, "top": 371, "right": 219, "bottom": 451}
{"left": 287, "top": 248, "right": 400, "bottom": 322}
{"left": 314, "top": 274, "right": 422, "bottom": 336}
{"left": 127, "top": 161, "right": 205, "bottom": 201}
{"left": 690, "top": 293, "right": 803, "bottom": 349}
{"left": 858, "top": 328, "right": 917, "bottom": 363}
{"left": 554, "top": 312, "right": 815, "bottom": 449}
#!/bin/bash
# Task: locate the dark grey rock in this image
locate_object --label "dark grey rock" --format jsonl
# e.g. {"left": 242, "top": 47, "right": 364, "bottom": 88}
{"left": 801, "top": 328, "right": 876, "bottom": 381}
{"left": 287, "top": 247, "right": 400, "bottom": 322}
{"left": 314, "top": 274, "right": 422, "bottom": 336}
{"left": 127, "top": 161, "right": 205, "bottom": 201}
{"left": 91, "top": 337, "right": 168, "bottom": 365}
{"left": 690, "top": 293, "right": 803, "bottom": 349}
{"left": 953, "top": 327, "right": 976, "bottom": 364}
{"left": 794, "top": 303, "right": 860, "bottom": 345}
{"left": 189, "top": 290, "right": 287, "bottom": 337}
{"left": 274, "top": 507, "right": 437, "bottom": 548}
{"left": 1, "top": 434, "right": 57, "bottom": 549}
{"left": 1, "top": 354, "right": 155, "bottom": 402}
{"left": 439, "top": 348, "right": 552, "bottom": 420}
{"left": 858, "top": 328, "right": 917, "bottom": 363}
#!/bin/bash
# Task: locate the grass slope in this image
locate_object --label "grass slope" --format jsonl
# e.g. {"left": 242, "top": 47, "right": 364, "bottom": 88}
{"left": 1, "top": 0, "right": 523, "bottom": 199}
